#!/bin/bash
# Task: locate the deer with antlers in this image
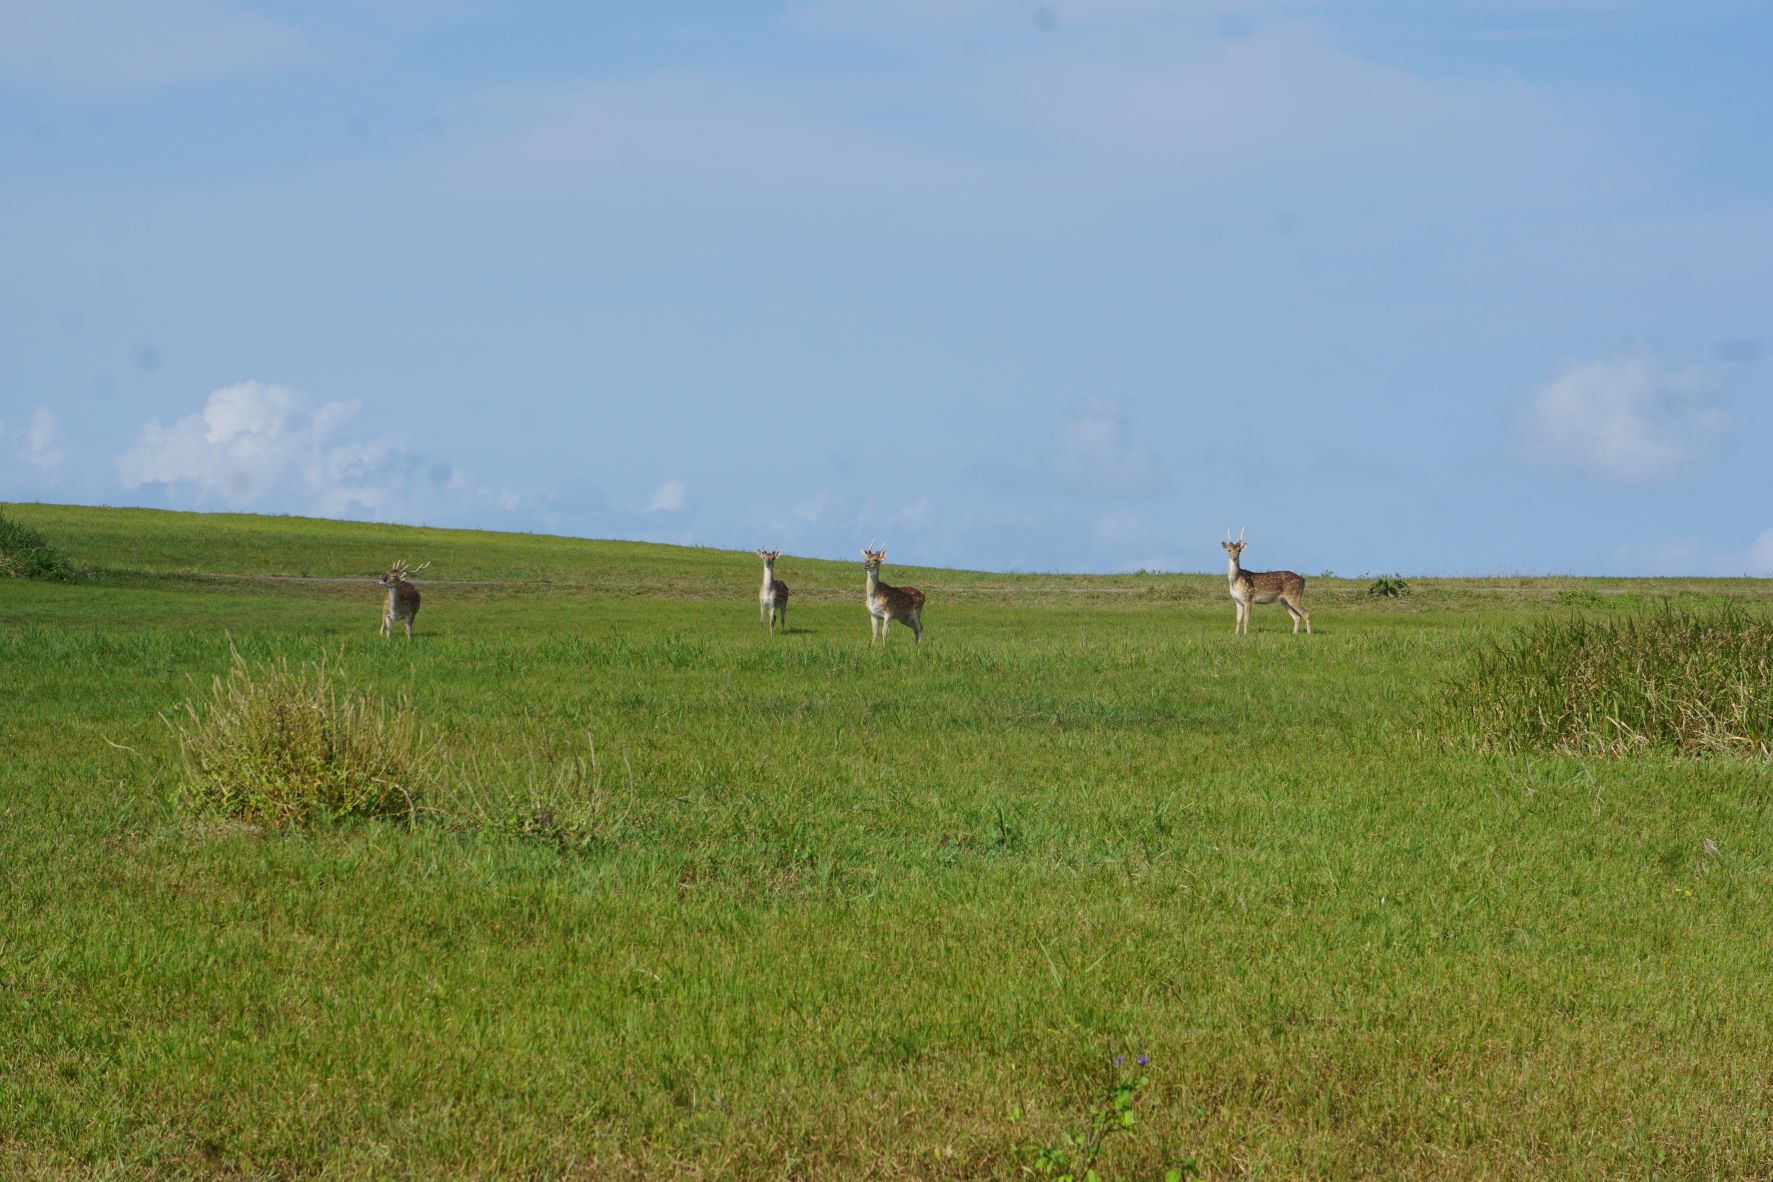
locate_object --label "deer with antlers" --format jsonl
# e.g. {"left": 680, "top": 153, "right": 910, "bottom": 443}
{"left": 755, "top": 549, "right": 790, "bottom": 635}
{"left": 861, "top": 545, "right": 925, "bottom": 645}
{"left": 1222, "top": 529, "right": 1310, "bottom": 635}
{"left": 378, "top": 560, "right": 429, "bottom": 640}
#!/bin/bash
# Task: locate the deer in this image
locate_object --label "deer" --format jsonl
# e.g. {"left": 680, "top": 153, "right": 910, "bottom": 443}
{"left": 378, "top": 560, "right": 429, "bottom": 640}
{"left": 1221, "top": 529, "right": 1310, "bottom": 635}
{"left": 861, "top": 546, "right": 925, "bottom": 644}
{"left": 755, "top": 548, "right": 789, "bottom": 634}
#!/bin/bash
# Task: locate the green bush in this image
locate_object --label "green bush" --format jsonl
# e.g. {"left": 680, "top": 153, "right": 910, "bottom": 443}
{"left": 1439, "top": 606, "right": 1773, "bottom": 759}
{"left": 1367, "top": 574, "right": 1410, "bottom": 598}
{"left": 174, "top": 650, "right": 430, "bottom": 826}
{"left": 0, "top": 508, "right": 77, "bottom": 581}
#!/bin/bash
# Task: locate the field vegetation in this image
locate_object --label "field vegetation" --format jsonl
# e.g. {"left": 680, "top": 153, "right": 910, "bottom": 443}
{"left": 1442, "top": 607, "right": 1773, "bottom": 759}
{"left": 0, "top": 507, "right": 79, "bottom": 582}
{"left": 2, "top": 502, "right": 1770, "bottom": 1179}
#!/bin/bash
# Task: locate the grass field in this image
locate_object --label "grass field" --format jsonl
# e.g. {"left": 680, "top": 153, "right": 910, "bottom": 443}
{"left": 3, "top": 502, "right": 1770, "bottom": 1180}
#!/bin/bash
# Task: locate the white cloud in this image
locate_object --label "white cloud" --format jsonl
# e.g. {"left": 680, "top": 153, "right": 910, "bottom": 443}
{"left": 23, "top": 406, "right": 66, "bottom": 475}
{"left": 1741, "top": 529, "right": 1773, "bottom": 577}
{"left": 420, "top": 10, "right": 1630, "bottom": 232}
{"left": 1517, "top": 353, "right": 1728, "bottom": 483}
{"left": 1048, "top": 398, "right": 1169, "bottom": 497}
{"left": 0, "top": 0, "right": 309, "bottom": 92}
{"left": 645, "top": 479, "right": 688, "bottom": 513}
{"left": 1615, "top": 530, "right": 1773, "bottom": 577}
{"left": 116, "top": 380, "right": 523, "bottom": 523}
{"left": 1609, "top": 538, "right": 1706, "bottom": 577}
{"left": 1093, "top": 508, "right": 1146, "bottom": 548}
{"left": 889, "top": 497, "right": 935, "bottom": 529}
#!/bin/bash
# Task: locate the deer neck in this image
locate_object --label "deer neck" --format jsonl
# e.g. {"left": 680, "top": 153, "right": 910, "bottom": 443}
{"left": 1227, "top": 553, "right": 1245, "bottom": 585}
{"left": 865, "top": 566, "right": 882, "bottom": 599}
{"left": 760, "top": 562, "right": 776, "bottom": 593}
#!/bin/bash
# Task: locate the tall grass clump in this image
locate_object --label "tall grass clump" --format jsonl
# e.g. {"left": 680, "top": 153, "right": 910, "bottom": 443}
{"left": 442, "top": 732, "right": 638, "bottom": 853}
{"left": 0, "top": 507, "right": 78, "bottom": 580}
{"left": 1441, "top": 606, "right": 1773, "bottom": 758}
{"left": 174, "top": 649, "right": 430, "bottom": 826}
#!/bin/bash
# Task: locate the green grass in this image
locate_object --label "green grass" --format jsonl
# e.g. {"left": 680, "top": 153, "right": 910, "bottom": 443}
{"left": 2, "top": 503, "right": 1771, "bottom": 1179}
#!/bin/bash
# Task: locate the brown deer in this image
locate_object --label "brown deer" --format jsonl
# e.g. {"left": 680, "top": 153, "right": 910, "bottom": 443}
{"left": 1222, "top": 530, "right": 1310, "bottom": 634}
{"left": 378, "top": 560, "right": 429, "bottom": 640}
{"left": 862, "top": 546, "right": 925, "bottom": 644}
{"left": 755, "top": 548, "right": 789, "bottom": 634}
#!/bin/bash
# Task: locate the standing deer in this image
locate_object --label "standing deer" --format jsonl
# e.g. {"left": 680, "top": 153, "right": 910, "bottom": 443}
{"left": 755, "top": 548, "right": 789, "bottom": 635}
{"left": 861, "top": 546, "right": 925, "bottom": 644}
{"left": 378, "top": 560, "right": 429, "bottom": 640}
{"left": 1222, "top": 530, "right": 1310, "bottom": 634}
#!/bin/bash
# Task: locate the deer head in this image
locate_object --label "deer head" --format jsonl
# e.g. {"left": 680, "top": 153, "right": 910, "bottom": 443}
{"left": 755, "top": 548, "right": 782, "bottom": 563}
{"left": 1221, "top": 528, "right": 1247, "bottom": 560}
{"left": 861, "top": 546, "right": 886, "bottom": 572}
{"left": 380, "top": 559, "right": 430, "bottom": 586}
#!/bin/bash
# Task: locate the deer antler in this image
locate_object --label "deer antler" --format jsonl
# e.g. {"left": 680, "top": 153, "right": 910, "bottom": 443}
{"left": 410, "top": 561, "right": 431, "bottom": 575}
{"left": 1238, "top": 526, "right": 1246, "bottom": 542}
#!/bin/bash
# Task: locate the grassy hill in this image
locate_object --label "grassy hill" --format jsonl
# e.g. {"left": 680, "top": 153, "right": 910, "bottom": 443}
{"left": 2, "top": 503, "right": 1769, "bottom": 1179}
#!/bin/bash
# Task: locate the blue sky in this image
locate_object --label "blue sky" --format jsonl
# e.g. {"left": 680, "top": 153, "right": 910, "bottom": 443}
{"left": 2, "top": 0, "right": 1769, "bottom": 576}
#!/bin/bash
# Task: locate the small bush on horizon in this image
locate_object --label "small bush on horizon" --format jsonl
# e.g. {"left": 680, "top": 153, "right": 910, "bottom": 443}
{"left": 1559, "top": 588, "right": 1606, "bottom": 608}
{"left": 0, "top": 508, "right": 78, "bottom": 581}
{"left": 1438, "top": 606, "right": 1773, "bottom": 759}
{"left": 173, "top": 649, "right": 430, "bottom": 826}
{"left": 1367, "top": 575, "right": 1410, "bottom": 597}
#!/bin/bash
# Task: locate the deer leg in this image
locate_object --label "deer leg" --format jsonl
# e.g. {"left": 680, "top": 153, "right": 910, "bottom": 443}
{"left": 911, "top": 613, "right": 922, "bottom": 645}
{"left": 405, "top": 616, "right": 414, "bottom": 641}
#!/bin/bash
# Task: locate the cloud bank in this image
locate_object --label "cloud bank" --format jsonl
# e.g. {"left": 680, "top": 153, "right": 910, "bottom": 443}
{"left": 1518, "top": 353, "right": 1728, "bottom": 483}
{"left": 1048, "top": 398, "right": 1170, "bottom": 497}
{"left": 115, "top": 381, "right": 524, "bottom": 523}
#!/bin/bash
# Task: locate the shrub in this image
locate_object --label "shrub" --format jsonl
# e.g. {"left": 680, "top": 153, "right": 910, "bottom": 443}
{"left": 174, "top": 649, "right": 430, "bottom": 826}
{"left": 1367, "top": 574, "right": 1410, "bottom": 598}
{"left": 1438, "top": 606, "right": 1773, "bottom": 759}
{"left": 0, "top": 508, "right": 77, "bottom": 581}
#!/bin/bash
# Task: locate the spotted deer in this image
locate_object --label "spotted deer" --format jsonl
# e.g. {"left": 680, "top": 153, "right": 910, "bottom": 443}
{"left": 755, "top": 548, "right": 789, "bottom": 635}
{"left": 1222, "top": 530, "right": 1310, "bottom": 634}
{"left": 861, "top": 546, "right": 925, "bottom": 644}
{"left": 378, "top": 560, "right": 429, "bottom": 640}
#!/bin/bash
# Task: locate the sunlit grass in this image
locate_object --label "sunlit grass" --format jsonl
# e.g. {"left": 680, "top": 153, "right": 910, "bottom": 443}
{"left": 2, "top": 504, "right": 1770, "bottom": 1179}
